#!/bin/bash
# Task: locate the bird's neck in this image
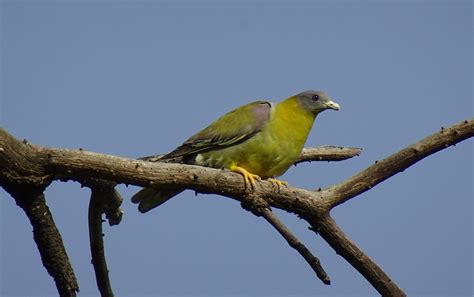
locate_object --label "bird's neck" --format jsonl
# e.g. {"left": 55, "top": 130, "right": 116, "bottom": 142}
{"left": 271, "top": 96, "right": 316, "bottom": 145}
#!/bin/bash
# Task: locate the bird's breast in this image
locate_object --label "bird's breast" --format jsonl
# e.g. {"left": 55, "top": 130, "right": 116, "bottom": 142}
{"left": 195, "top": 99, "right": 315, "bottom": 178}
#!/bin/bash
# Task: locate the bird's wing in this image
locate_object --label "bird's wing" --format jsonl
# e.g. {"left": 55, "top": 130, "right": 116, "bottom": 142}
{"left": 163, "top": 100, "right": 271, "bottom": 159}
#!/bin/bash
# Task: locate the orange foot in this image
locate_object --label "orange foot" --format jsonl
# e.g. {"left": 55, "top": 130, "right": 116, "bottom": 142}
{"left": 267, "top": 178, "right": 288, "bottom": 189}
{"left": 230, "top": 165, "right": 261, "bottom": 190}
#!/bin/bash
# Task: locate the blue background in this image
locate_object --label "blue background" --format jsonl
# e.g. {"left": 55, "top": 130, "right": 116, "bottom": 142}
{"left": 1, "top": 1, "right": 472, "bottom": 296}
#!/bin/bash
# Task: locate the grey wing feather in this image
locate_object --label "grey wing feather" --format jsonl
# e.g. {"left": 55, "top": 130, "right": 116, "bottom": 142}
{"left": 132, "top": 101, "right": 271, "bottom": 214}
{"left": 164, "top": 100, "right": 271, "bottom": 159}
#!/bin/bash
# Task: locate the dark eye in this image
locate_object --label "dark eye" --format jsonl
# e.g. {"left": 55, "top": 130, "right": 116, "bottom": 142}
{"left": 311, "top": 94, "right": 320, "bottom": 101}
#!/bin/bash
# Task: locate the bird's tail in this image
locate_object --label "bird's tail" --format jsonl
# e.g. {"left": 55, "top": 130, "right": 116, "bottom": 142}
{"left": 131, "top": 187, "right": 183, "bottom": 213}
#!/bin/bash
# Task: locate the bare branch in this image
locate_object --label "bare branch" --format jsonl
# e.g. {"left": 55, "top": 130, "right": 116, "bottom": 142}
{"left": 0, "top": 129, "right": 52, "bottom": 186}
{"left": 322, "top": 118, "right": 474, "bottom": 209}
{"left": 88, "top": 186, "right": 115, "bottom": 297}
{"left": 2, "top": 184, "right": 79, "bottom": 296}
{"left": 259, "top": 208, "right": 331, "bottom": 285}
{"left": 312, "top": 215, "right": 406, "bottom": 296}
{"left": 295, "top": 146, "right": 362, "bottom": 164}
{"left": 140, "top": 145, "right": 362, "bottom": 164}
{"left": 48, "top": 151, "right": 323, "bottom": 217}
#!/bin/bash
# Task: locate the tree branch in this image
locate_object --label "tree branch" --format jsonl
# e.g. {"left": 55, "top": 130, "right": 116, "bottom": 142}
{"left": 311, "top": 215, "right": 405, "bottom": 296}
{"left": 81, "top": 179, "right": 122, "bottom": 296}
{"left": 322, "top": 118, "right": 474, "bottom": 209}
{"left": 239, "top": 194, "right": 330, "bottom": 285}
{"left": 2, "top": 184, "right": 79, "bottom": 296}
{"left": 295, "top": 146, "right": 362, "bottom": 164}
{"left": 140, "top": 145, "right": 361, "bottom": 164}
{"left": 88, "top": 186, "right": 116, "bottom": 297}
{"left": 259, "top": 207, "right": 331, "bottom": 285}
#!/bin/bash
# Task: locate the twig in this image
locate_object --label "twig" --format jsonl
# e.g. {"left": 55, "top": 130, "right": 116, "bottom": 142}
{"left": 295, "top": 146, "right": 362, "bottom": 164}
{"left": 323, "top": 118, "right": 474, "bottom": 209}
{"left": 88, "top": 187, "right": 115, "bottom": 297}
{"left": 313, "top": 215, "right": 406, "bottom": 296}
{"left": 259, "top": 208, "right": 331, "bottom": 285}
{"left": 140, "top": 145, "right": 362, "bottom": 164}
{"left": 82, "top": 179, "right": 122, "bottom": 295}
{"left": 3, "top": 184, "right": 79, "bottom": 296}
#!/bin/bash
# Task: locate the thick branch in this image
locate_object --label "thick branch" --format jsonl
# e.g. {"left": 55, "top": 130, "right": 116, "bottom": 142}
{"left": 322, "top": 118, "right": 474, "bottom": 208}
{"left": 2, "top": 184, "right": 79, "bottom": 296}
{"left": 312, "top": 215, "right": 405, "bottom": 296}
{"left": 0, "top": 130, "right": 52, "bottom": 186}
{"left": 48, "top": 151, "right": 323, "bottom": 217}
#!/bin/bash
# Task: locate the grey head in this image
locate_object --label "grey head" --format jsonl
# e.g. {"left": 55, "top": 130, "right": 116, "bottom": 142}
{"left": 295, "top": 90, "right": 340, "bottom": 115}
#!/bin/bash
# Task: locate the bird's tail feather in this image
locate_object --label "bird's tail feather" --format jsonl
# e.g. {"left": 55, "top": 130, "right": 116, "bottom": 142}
{"left": 131, "top": 187, "right": 183, "bottom": 213}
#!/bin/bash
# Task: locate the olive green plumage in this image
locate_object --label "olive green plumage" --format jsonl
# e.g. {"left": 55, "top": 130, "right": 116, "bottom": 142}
{"left": 132, "top": 90, "right": 340, "bottom": 213}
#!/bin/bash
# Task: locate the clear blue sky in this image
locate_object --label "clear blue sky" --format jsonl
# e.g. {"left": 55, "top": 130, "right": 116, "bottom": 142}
{"left": 1, "top": 1, "right": 472, "bottom": 296}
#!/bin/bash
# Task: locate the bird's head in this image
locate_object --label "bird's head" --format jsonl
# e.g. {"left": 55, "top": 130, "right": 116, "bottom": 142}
{"left": 295, "top": 90, "right": 340, "bottom": 116}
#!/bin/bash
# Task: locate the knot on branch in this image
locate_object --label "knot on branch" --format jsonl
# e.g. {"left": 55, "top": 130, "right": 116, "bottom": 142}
{"left": 83, "top": 179, "right": 124, "bottom": 226}
{"left": 103, "top": 190, "right": 124, "bottom": 226}
{"left": 240, "top": 193, "right": 269, "bottom": 216}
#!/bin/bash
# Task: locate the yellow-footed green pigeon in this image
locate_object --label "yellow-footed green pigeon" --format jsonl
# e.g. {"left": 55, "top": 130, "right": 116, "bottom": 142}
{"left": 132, "top": 90, "right": 340, "bottom": 213}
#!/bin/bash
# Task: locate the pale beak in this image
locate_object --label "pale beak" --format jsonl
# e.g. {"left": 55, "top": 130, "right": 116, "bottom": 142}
{"left": 325, "top": 100, "right": 341, "bottom": 111}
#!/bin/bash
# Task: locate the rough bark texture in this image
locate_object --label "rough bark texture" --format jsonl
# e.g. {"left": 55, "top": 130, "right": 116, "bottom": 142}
{"left": 3, "top": 184, "right": 79, "bottom": 296}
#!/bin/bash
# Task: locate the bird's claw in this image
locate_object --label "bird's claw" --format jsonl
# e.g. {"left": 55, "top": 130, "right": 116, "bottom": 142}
{"left": 244, "top": 172, "right": 260, "bottom": 190}
{"left": 230, "top": 165, "right": 261, "bottom": 190}
{"left": 267, "top": 178, "right": 288, "bottom": 190}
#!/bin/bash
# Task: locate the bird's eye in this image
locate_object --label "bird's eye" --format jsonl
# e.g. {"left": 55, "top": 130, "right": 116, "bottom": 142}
{"left": 311, "top": 94, "right": 320, "bottom": 101}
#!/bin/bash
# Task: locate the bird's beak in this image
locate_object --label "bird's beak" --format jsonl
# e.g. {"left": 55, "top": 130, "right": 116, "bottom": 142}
{"left": 325, "top": 100, "right": 341, "bottom": 111}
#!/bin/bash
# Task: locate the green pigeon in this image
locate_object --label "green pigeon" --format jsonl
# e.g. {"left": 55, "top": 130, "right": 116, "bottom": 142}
{"left": 132, "top": 90, "right": 340, "bottom": 213}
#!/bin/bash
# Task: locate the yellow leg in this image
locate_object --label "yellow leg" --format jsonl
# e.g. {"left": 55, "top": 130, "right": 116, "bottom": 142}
{"left": 267, "top": 178, "right": 288, "bottom": 189}
{"left": 230, "top": 164, "right": 261, "bottom": 189}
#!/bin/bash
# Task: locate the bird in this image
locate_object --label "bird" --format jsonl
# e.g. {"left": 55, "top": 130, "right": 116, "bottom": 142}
{"left": 132, "top": 90, "right": 340, "bottom": 213}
